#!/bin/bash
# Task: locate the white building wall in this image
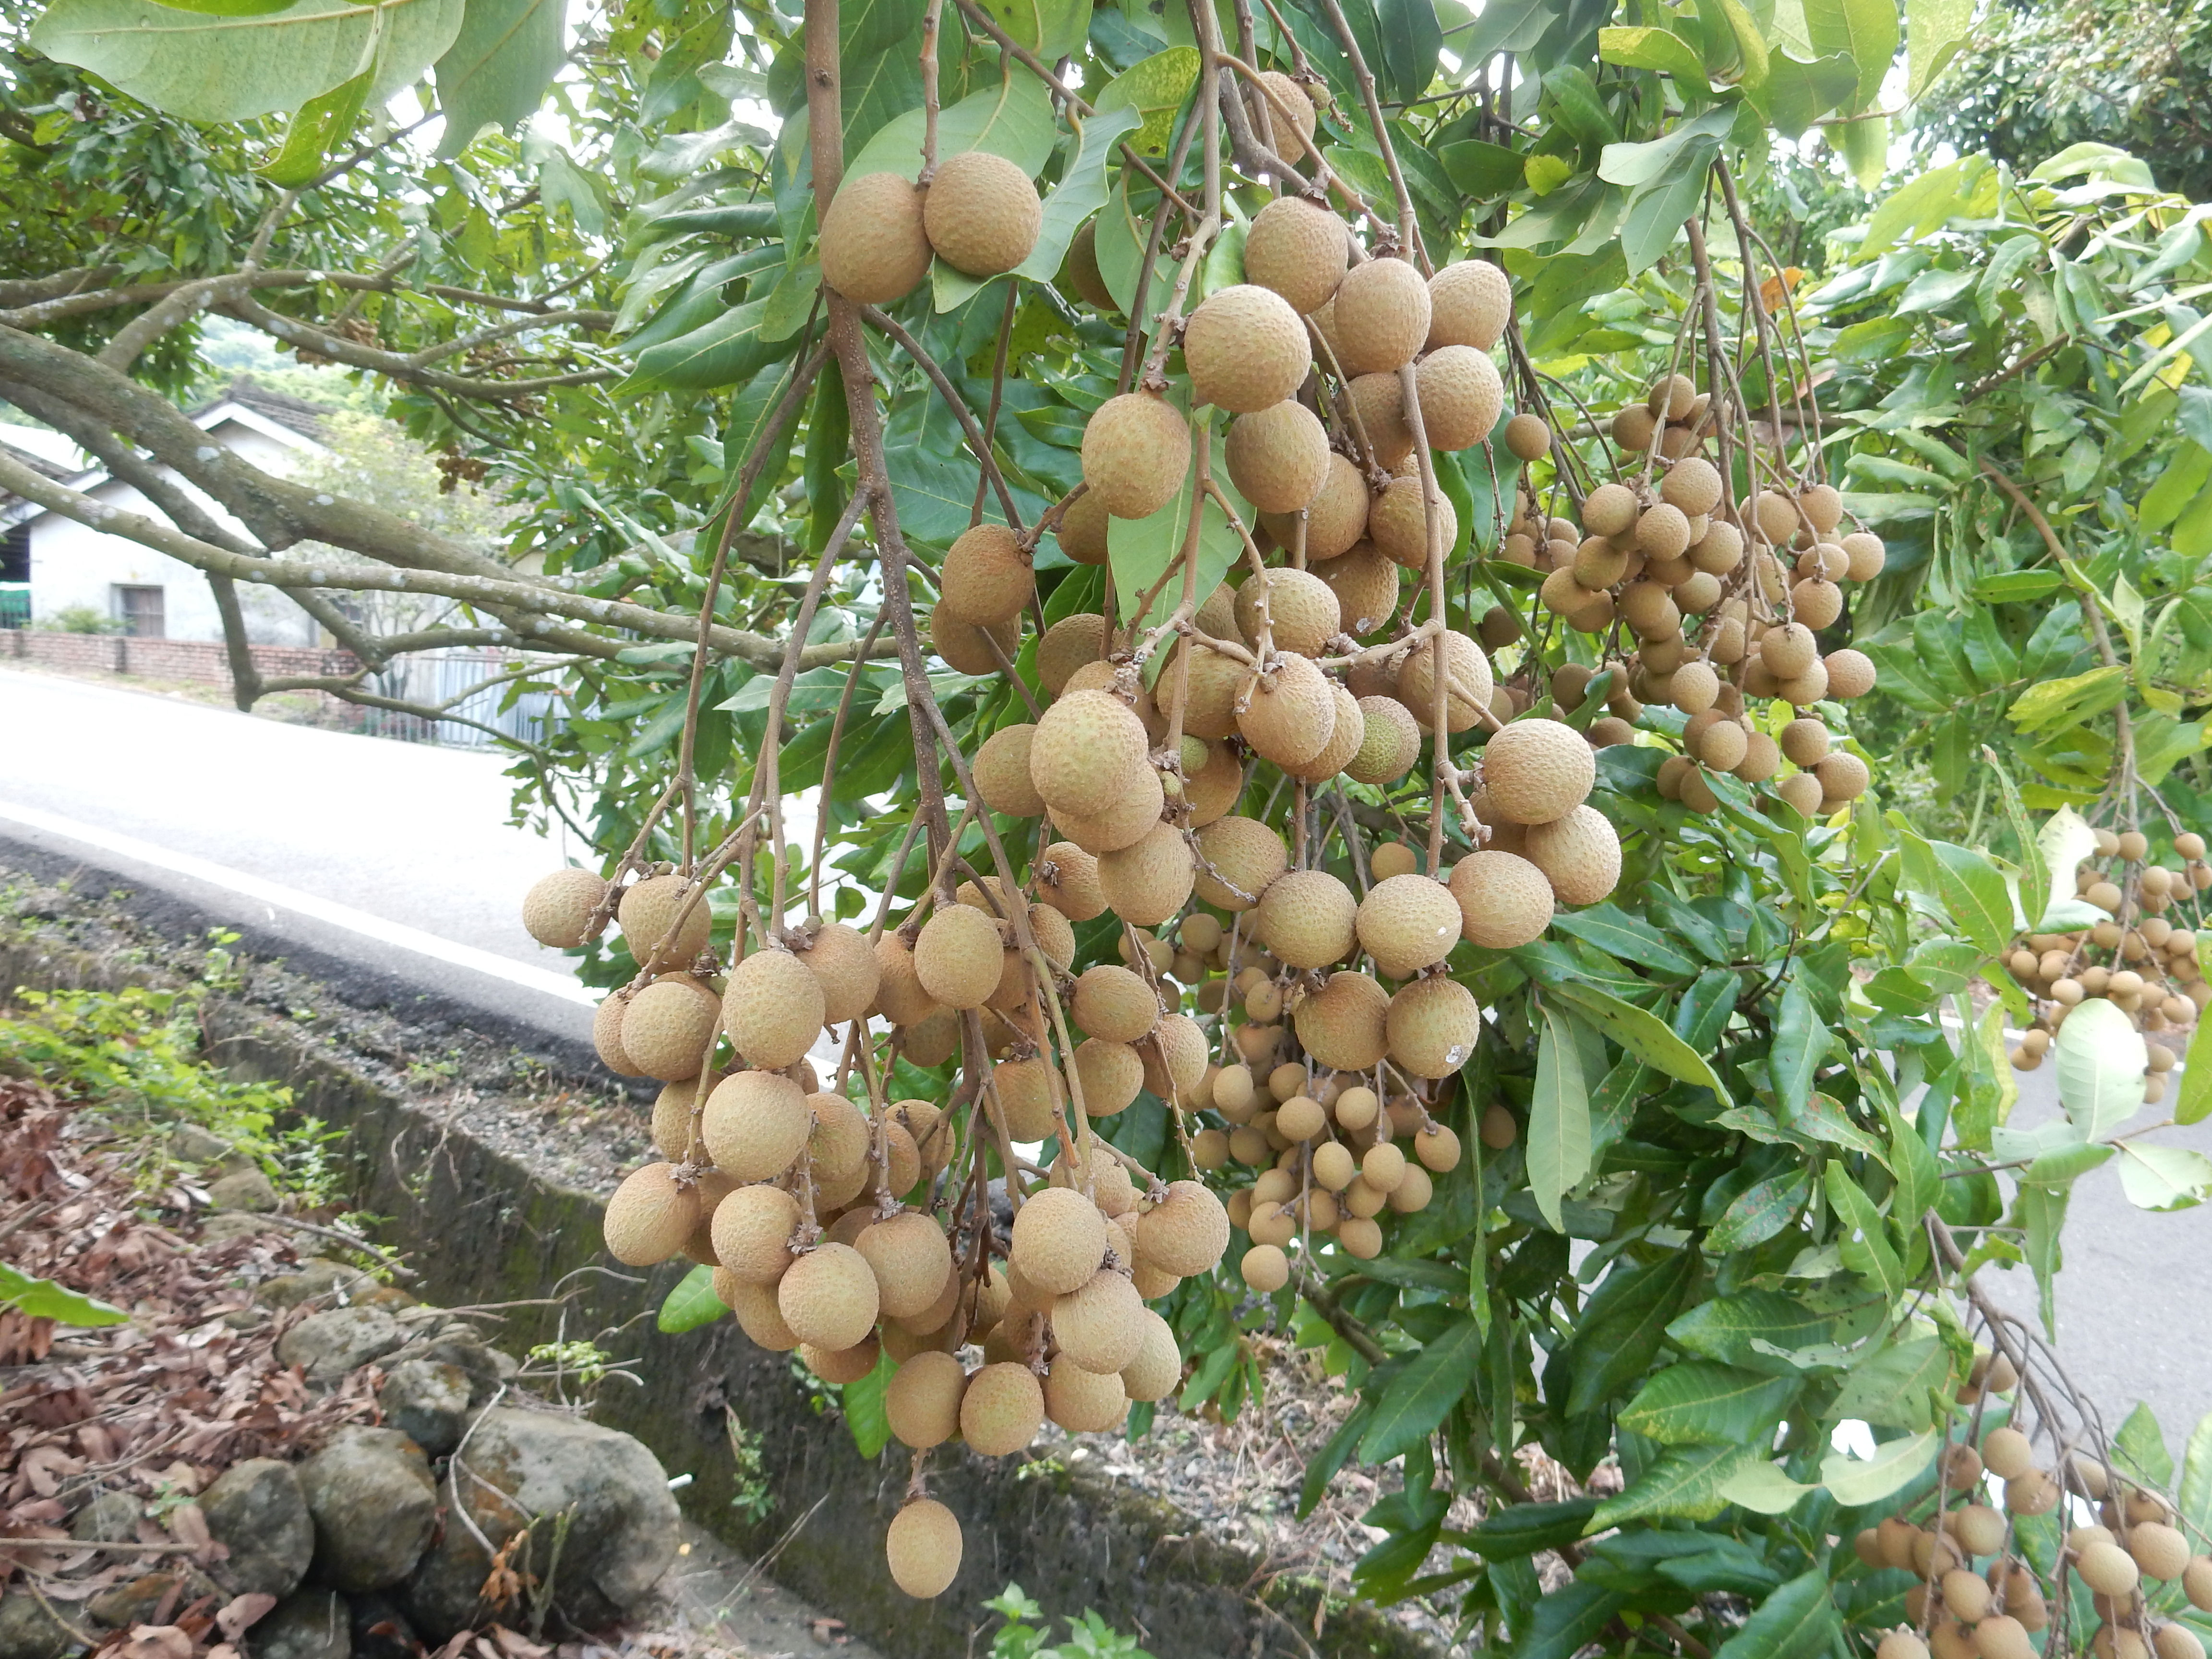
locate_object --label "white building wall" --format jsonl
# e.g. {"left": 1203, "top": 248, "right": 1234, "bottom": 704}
{"left": 23, "top": 413, "right": 325, "bottom": 647}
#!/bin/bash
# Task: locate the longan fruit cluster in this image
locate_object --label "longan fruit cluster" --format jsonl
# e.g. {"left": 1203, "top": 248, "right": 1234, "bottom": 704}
{"left": 2007, "top": 829, "right": 2210, "bottom": 1097}
{"left": 818, "top": 150, "right": 1045, "bottom": 305}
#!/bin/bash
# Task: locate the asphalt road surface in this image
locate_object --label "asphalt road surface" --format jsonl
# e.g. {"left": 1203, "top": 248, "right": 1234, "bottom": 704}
{"left": 4, "top": 667, "right": 2211, "bottom": 1446}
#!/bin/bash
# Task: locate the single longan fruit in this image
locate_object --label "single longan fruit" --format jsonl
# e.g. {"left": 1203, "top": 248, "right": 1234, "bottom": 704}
{"left": 1815, "top": 751, "right": 1870, "bottom": 802}
{"left": 1239, "top": 651, "right": 1338, "bottom": 767}
{"left": 1333, "top": 256, "right": 1431, "bottom": 375}
{"left": 1082, "top": 392, "right": 1192, "bottom": 519}
{"left": 1346, "top": 371, "right": 1415, "bottom": 469}
{"left": 1581, "top": 482, "right": 1638, "bottom": 539}
{"left": 1036, "top": 840, "right": 1107, "bottom": 923}
{"left": 2132, "top": 1523, "right": 2191, "bottom": 1581}
{"left": 1780, "top": 718, "right": 1830, "bottom": 767}
{"left": 1416, "top": 344, "right": 1504, "bottom": 451}
{"left": 1976, "top": 1622, "right": 2034, "bottom": 1659}
{"left": 619, "top": 872, "right": 711, "bottom": 967}
{"left": 1760, "top": 620, "right": 1819, "bottom": 678}
{"left": 1226, "top": 399, "right": 1332, "bottom": 515}
{"left": 1271, "top": 450, "right": 1371, "bottom": 563}
{"left": 1030, "top": 686, "right": 1152, "bottom": 820}
{"left": 1357, "top": 874, "right": 1463, "bottom": 978}
{"left": 1121, "top": 1310, "right": 1182, "bottom": 1401}
{"left": 1294, "top": 970, "right": 1389, "bottom": 1070}
{"left": 856, "top": 1210, "right": 954, "bottom": 1321}
{"left": 1010, "top": 1184, "right": 1107, "bottom": 1295}
{"left": 1035, "top": 612, "right": 1106, "bottom": 697}
{"left": 923, "top": 148, "right": 1042, "bottom": 276}
{"left": 1053, "top": 1266, "right": 1147, "bottom": 1374}
{"left": 1059, "top": 218, "right": 1117, "bottom": 312}
{"left": 1315, "top": 542, "right": 1402, "bottom": 637}
{"left": 1183, "top": 284, "right": 1311, "bottom": 413}
{"left": 911, "top": 903, "right": 1004, "bottom": 1011}
{"left": 618, "top": 975, "right": 720, "bottom": 1082}
{"left": 1136, "top": 1179, "right": 1230, "bottom": 1276}
{"left": 793, "top": 921, "right": 880, "bottom": 1027}
{"left": 1827, "top": 647, "right": 1877, "bottom": 699}
{"left": 1843, "top": 530, "right": 1887, "bottom": 580}
{"left": 721, "top": 948, "right": 826, "bottom": 1070}
{"left": 1193, "top": 815, "right": 1288, "bottom": 913}
{"left": 1943, "top": 1568, "right": 1993, "bottom": 1622}
{"left": 1243, "top": 194, "right": 1347, "bottom": 315}
{"left": 1386, "top": 975, "right": 1481, "bottom": 1078}
{"left": 1258, "top": 868, "right": 1358, "bottom": 969}
{"left": 1045, "top": 1357, "right": 1129, "bottom": 1432}
{"left": 2080, "top": 1541, "right": 2143, "bottom": 1597}
{"left": 1310, "top": 1140, "right": 1358, "bottom": 1191}
{"left": 703, "top": 1070, "right": 812, "bottom": 1181}
{"left": 1346, "top": 695, "right": 1421, "bottom": 786}
{"left": 1398, "top": 629, "right": 1495, "bottom": 733}
{"left": 1504, "top": 412, "right": 1551, "bottom": 462}
{"left": 803, "top": 1334, "right": 882, "bottom": 1384}
{"left": 777, "top": 1241, "right": 880, "bottom": 1352}
{"left": 960, "top": 1359, "right": 1044, "bottom": 1455}
{"left": 1416, "top": 1123, "right": 1462, "bottom": 1172}
{"left": 819, "top": 171, "right": 931, "bottom": 304}
{"left": 1482, "top": 718, "right": 1596, "bottom": 825}
{"left": 1252, "top": 69, "right": 1319, "bottom": 157}
{"left": 1072, "top": 963, "right": 1159, "bottom": 1043}
{"left": 929, "top": 606, "right": 1019, "bottom": 674}
{"left": 885, "top": 1350, "right": 966, "bottom": 1450}
{"left": 523, "top": 867, "right": 610, "bottom": 949}
{"left": 603, "top": 1162, "right": 698, "bottom": 1266}
{"left": 1427, "top": 259, "right": 1511, "bottom": 353}
{"left": 1448, "top": 850, "right": 1553, "bottom": 949}
{"left": 1525, "top": 804, "right": 1621, "bottom": 906}
{"left": 973, "top": 723, "right": 1046, "bottom": 818}
{"left": 2155, "top": 1626, "right": 2205, "bottom": 1659}
{"left": 1073, "top": 1036, "right": 1144, "bottom": 1116}
{"left": 1236, "top": 566, "right": 1343, "bottom": 656}
{"left": 1368, "top": 474, "right": 1459, "bottom": 569}
{"left": 1101, "top": 823, "right": 1197, "bottom": 927}
{"left": 872, "top": 932, "right": 940, "bottom": 1027}
{"left": 1878, "top": 1634, "right": 1931, "bottom": 1659}
{"left": 1241, "top": 1242, "right": 1291, "bottom": 1292}
{"left": 1661, "top": 457, "right": 1723, "bottom": 517}
{"left": 939, "top": 521, "right": 1033, "bottom": 625}
{"left": 2184, "top": 1557, "right": 2212, "bottom": 1611}
{"left": 713, "top": 1182, "right": 800, "bottom": 1284}
{"left": 886, "top": 1498, "right": 963, "bottom": 1599}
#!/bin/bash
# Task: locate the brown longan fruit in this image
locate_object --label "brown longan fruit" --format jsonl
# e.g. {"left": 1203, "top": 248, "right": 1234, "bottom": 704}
{"left": 1356, "top": 874, "right": 1463, "bottom": 977}
{"left": 1426, "top": 259, "right": 1510, "bottom": 353}
{"left": 884, "top": 1349, "right": 966, "bottom": 1450}
{"left": 1842, "top": 530, "right": 1887, "bottom": 580}
{"left": 603, "top": 1162, "right": 698, "bottom": 1266}
{"left": 1183, "top": 284, "right": 1311, "bottom": 413}
{"left": 1073, "top": 1036, "right": 1144, "bottom": 1116}
{"left": 2080, "top": 1541, "right": 2143, "bottom": 1596}
{"left": 1449, "top": 850, "right": 1554, "bottom": 949}
{"left": 2132, "top": 1523, "right": 2191, "bottom": 1581}
{"left": 1399, "top": 629, "right": 1495, "bottom": 733}
{"left": 1525, "top": 804, "right": 1621, "bottom": 906}
{"left": 1243, "top": 194, "right": 1347, "bottom": 315}
{"left": 1816, "top": 752, "right": 1871, "bottom": 802}
{"left": 1416, "top": 344, "right": 1504, "bottom": 451}
{"left": 791, "top": 921, "right": 879, "bottom": 1027}
{"left": 1976, "top": 1620, "right": 2034, "bottom": 1659}
{"left": 1030, "top": 687, "right": 1151, "bottom": 819}
{"left": 1010, "top": 1185, "right": 1106, "bottom": 1295}
{"left": 1121, "top": 1310, "right": 1182, "bottom": 1401}
{"left": 1948, "top": 1502, "right": 2007, "bottom": 1557}
{"left": 1775, "top": 771, "right": 1825, "bottom": 817}
{"left": 1310, "top": 1140, "right": 1358, "bottom": 1191}
{"left": 856, "top": 1211, "right": 953, "bottom": 1321}
{"left": 1100, "top": 822, "right": 1197, "bottom": 926}
{"left": 959, "top": 1358, "right": 1044, "bottom": 1454}
{"left": 703, "top": 1070, "right": 812, "bottom": 1181}
{"left": 1386, "top": 976, "right": 1481, "bottom": 1078}
{"left": 1226, "top": 399, "right": 1331, "bottom": 515}
{"left": 1035, "top": 612, "right": 1106, "bottom": 697}
{"left": 2155, "top": 1626, "right": 2205, "bottom": 1659}
{"left": 818, "top": 171, "right": 932, "bottom": 304}
{"left": 1346, "top": 694, "right": 1421, "bottom": 786}
{"left": 721, "top": 949, "right": 826, "bottom": 1070}
{"left": 1258, "top": 868, "right": 1358, "bottom": 968}
{"left": 803, "top": 1334, "right": 881, "bottom": 1384}
{"left": 1252, "top": 69, "right": 1318, "bottom": 157}
{"left": 1059, "top": 219, "right": 1116, "bottom": 312}
{"left": 1241, "top": 1242, "right": 1291, "bottom": 1292}
{"left": 618, "top": 975, "right": 720, "bottom": 1082}
{"left": 1238, "top": 651, "right": 1338, "bottom": 766}
{"left": 1793, "top": 577, "right": 1844, "bottom": 630}
{"left": 1503, "top": 412, "right": 1551, "bottom": 462}
{"left": 1294, "top": 970, "right": 1389, "bottom": 1070}
{"left": 1044, "top": 1357, "right": 1128, "bottom": 1432}
{"left": 973, "top": 723, "right": 1045, "bottom": 818}
{"left": 1193, "top": 815, "right": 1287, "bottom": 913}
{"left": 1053, "top": 1267, "right": 1147, "bottom": 1374}
{"left": 618, "top": 872, "right": 711, "bottom": 967}
{"left": 1367, "top": 475, "right": 1458, "bottom": 570}
{"left": 1878, "top": 1634, "right": 1931, "bottom": 1659}
{"left": 1942, "top": 1568, "right": 1993, "bottom": 1622}
{"left": 1780, "top": 718, "right": 1830, "bottom": 766}
{"left": 909, "top": 903, "right": 1002, "bottom": 1011}
{"left": 929, "top": 606, "right": 1019, "bottom": 674}
{"left": 1314, "top": 542, "right": 1401, "bottom": 638}
{"left": 1416, "top": 1123, "right": 1462, "bottom": 1172}
{"left": 1082, "top": 391, "right": 1191, "bottom": 519}
{"left": 523, "top": 867, "right": 610, "bottom": 949}
{"left": 1071, "top": 963, "right": 1159, "bottom": 1043}
{"left": 923, "top": 148, "right": 1041, "bottom": 276}
{"left": 1482, "top": 717, "right": 1596, "bottom": 825}
{"left": 886, "top": 1497, "right": 963, "bottom": 1599}
{"left": 1030, "top": 840, "right": 1103, "bottom": 924}
{"left": 1236, "top": 566, "right": 1343, "bottom": 656}
{"left": 1135, "top": 1179, "right": 1230, "bottom": 1276}
{"left": 2182, "top": 1557, "right": 2212, "bottom": 1611}
{"left": 1582, "top": 482, "right": 1638, "bottom": 539}
{"left": 777, "top": 1241, "right": 880, "bottom": 1352}
{"left": 939, "top": 521, "right": 1033, "bottom": 626}
{"left": 1827, "top": 647, "right": 1877, "bottom": 699}
{"left": 1346, "top": 371, "right": 1414, "bottom": 468}
{"left": 711, "top": 1182, "right": 800, "bottom": 1285}
{"left": 1760, "top": 621, "right": 1819, "bottom": 677}
{"left": 1333, "top": 255, "right": 1431, "bottom": 375}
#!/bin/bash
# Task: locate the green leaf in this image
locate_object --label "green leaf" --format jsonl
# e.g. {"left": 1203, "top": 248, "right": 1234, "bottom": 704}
{"left": 1094, "top": 44, "right": 1200, "bottom": 160}
{"left": 1515, "top": 1582, "right": 1628, "bottom": 1659}
{"left": 2177, "top": 1010, "right": 2212, "bottom": 1125}
{"left": 1440, "top": 138, "right": 1525, "bottom": 196}
{"left": 1706, "top": 1169, "right": 1810, "bottom": 1253}
{"left": 2034, "top": 806, "right": 2101, "bottom": 929}
{"left": 1894, "top": 830, "right": 2013, "bottom": 958}
{"left": 0, "top": 1261, "right": 128, "bottom": 1326}
{"left": 1713, "top": 1567, "right": 1839, "bottom": 1659}
{"left": 1361, "top": 1316, "right": 1482, "bottom": 1463}
{"left": 2118, "top": 1144, "right": 2212, "bottom": 1212}
{"left": 627, "top": 296, "right": 800, "bottom": 392}
{"left": 1769, "top": 976, "right": 1829, "bottom": 1118}
{"left": 2054, "top": 998, "right": 2148, "bottom": 1142}
{"left": 843, "top": 1346, "right": 896, "bottom": 1459}
{"left": 1457, "top": 1498, "right": 1601, "bottom": 1558}
{"left": 2112, "top": 1401, "right": 2174, "bottom": 1488}
{"left": 2018, "top": 1181, "right": 2067, "bottom": 1338}
{"left": 844, "top": 71, "right": 1059, "bottom": 181}
{"left": 1546, "top": 904, "right": 1697, "bottom": 976}
{"left": 1598, "top": 105, "right": 1737, "bottom": 189}
{"left": 1106, "top": 437, "right": 1247, "bottom": 634}
{"left": 257, "top": 65, "right": 372, "bottom": 185}
{"left": 1598, "top": 25, "right": 1710, "bottom": 90}
{"left": 2007, "top": 663, "right": 2129, "bottom": 737}
{"left": 1566, "top": 1250, "right": 1700, "bottom": 1418}
{"left": 1755, "top": 50, "right": 1858, "bottom": 137}
{"left": 656, "top": 1264, "right": 729, "bottom": 1333}
{"left": 1548, "top": 982, "right": 1731, "bottom": 1103}
{"left": 2176, "top": 1412, "right": 2212, "bottom": 1540}
{"left": 1832, "top": 1331, "right": 1951, "bottom": 1430}
{"left": 1529, "top": 1004, "right": 1592, "bottom": 1232}
{"left": 1375, "top": 0, "right": 1443, "bottom": 103}
{"left": 971, "top": 0, "right": 1090, "bottom": 60}
{"left": 1837, "top": 112, "right": 1889, "bottom": 189}
{"left": 1720, "top": 1460, "right": 1818, "bottom": 1515}
{"left": 1619, "top": 1362, "right": 1799, "bottom": 1446}
{"left": 1300, "top": 1401, "right": 1375, "bottom": 1517}
{"left": 1804, "top": 0, "right": 1897, "bottom": 110}
{"left": 1819, "top": 1429, "right": 1937, "bottom": 1505}
{"left": 432, "top": 0, "right": 566, "bottom": 156}
{"left": 1017, "top": 105, "right": 1141, "bottom": 283}
{"left": 1592, "top": 1443, "right": 1759, "bottom": 1528}
{"left": 33, "top": 0, "right": 466, "bottom": 121}
{"left": 1974, "top": 569, "right": 2067, "bottom": 603}
{"left": 1824, "top": 1165, "right": 1903, "bottom": 1301}
{"left": 1904, "top": 0, "right": 1973, "bottom": 100}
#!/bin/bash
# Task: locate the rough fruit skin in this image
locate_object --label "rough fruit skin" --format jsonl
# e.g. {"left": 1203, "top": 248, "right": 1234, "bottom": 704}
{"left": 1525, "top": 804, "right": 1622, "bottom": 905}
{"left": 1244, "top": 194, "right": 1347, "bottom": 314}
{"left": 1242, "top": 1243, "right": 1290, "bottom": 1292}
{"left": 938, "top": 522, "right": 1033, "bottom": 625}
{"left": 1275, "top": 451, "right": 1370, "bottom": 561}
{"left": 1060, "top": 220, "right": 1117, "bottom": 311}
{"left": 703, "top": 1070, "right": 813, "bottom": 1180}
{"left": 1054, "top": 764, "right": 1165, "bottom": 854}
{"left": 1346, "top": 372, "right": 1414, "bottom": 468}
{"left": 777, "top": 1240, "right": 879, "bottom": 1351}
{"left": 855, "top": 1211, "right": 953, "bottom": 1321}
{"left": 1292, "top": 683, "right": 1366, "bottom": 782}
{"left": 1483, "top": 719, "right": 1597, "bottom": 824}
{"left": 928, "top": 606, "right": 1019, "bottom": 674}
{"left": 1332, "top": 257, "right": 1432, "bottom": 375}
{"left": 1826, "top": 648, "right": 1876, "bottom": 699}
{"left": 619, "top": 873, "right": 711, "bottom": 967}
{"left": 886, "top": 1499, "right": 963, "bottom": 1599}
{"left": 1135, "top": 1180, "right": 1229, "bottom": 1276}
{"left": 1294, "top": 970, "right": 1389, "bottom": 1070}
{"left": 1387, "top": 976, "right": 1482, "bottom": 1078}
{"left": 961, "top": 1360, "right": 1046, "bottom": 1455}
{"left": 912, "top": 904, "right": 1005, "bottom": 1011}
{"left": 1226, "top": 400, "right": 1331, "bottom": 514}
{"left": 873, "top": 934, "right": 940, "bottom": 1026}
{"left": 1257, "top": 868, "right": 1358, "bottom": 968}
{"left": 1427, "top": 259, "right": 1511, "bottom": 351}
{"left": 1368, "top": 475, "right": 1458, "bottom": 569}
{"left": 1053, "top": 1268, "right": 1147, "bottom": 1373}
{"left": 620, "top": 976, "right": 721, "bottom": 1082}
{"left": 523, "top": 867, "right": 609, "bottom": 949}
{"left": 1253, "top": 69, "right": 1318, "bottom": 156}
{"left": 1035, "top": 612, "right": 1107, "bottom": 696}
{"left": 1449, "top": 850, "right": 1554, "bottom": 948}
{"left": 1346, "top": 694, "right": 1420, "bottom": 785}
{"left": 1074, "top": 1038, "right": 1144, "bottom": 1116}
{"left": 1357, "top": 874, "right": 1463, "bottom": 977}
{"left": 1029, "top": 688, "right": 1150, "bottom": 818}
{"left": 712, "top": 1183, "right": 800, "bottom": 1283}
{"left": 1416, "top": 345, "right": 1505, "bottom": 451}
{"left": 819, "top": 171, "right": 932, "bottom": 304}
{"left": 795, "top": 921, "right": 880, "bottom": 1025}
{"left": 804, "top": 1336, "right": 881, "bottom": 1384}
{"left": 1031, "top": 840, "right": 1105, "bottom": 925}
{"left": 1170, "top": 640, "right": 1246, "bottom": 740}
{"left": 1193, "top": 815, "right": 1288, "bottom": 912}
{"left": 1399, "top": 630, "right": 1495, "bottom": 733}
{"left": 720, "top": 1273, "right": 801, "bottom": 1350}
{"left": 1182, "top": 284, "right": 1311, "bottom": 413}
{"left": 1185, "top": 738, "right": 1243, "bottom": 826}
{"left": 922, "top": 149, "right": 1042, "bottom": 276}
{"left": 1121, "top": 1310, "right": 1182, "bottom": 1401}
{"left": 1316, "top": 544, "right": 1402, "bottom": 637}
{"left": 603, "top": 1163, "right": 698, "bottom": 1266}
{"left": 1082, "top": 392, "right": 1192, "bottom": 519}
{"left": 1238, "top": 651, "right": 1337, "bottom": 767}
{"left": 1010, "top": 1184, "right": 1107, "bottom": 1295}
{"left": 1141, "top": 1012, "right": 1208, "bottom": 1101}
{"left": 721, "top": 949, "right": 826, "bottom": 1070}
{"left": 1100, "top": 823, "right": 1196, "bottom": 926}
{"left": 1045, "top": 1359, "right": 1129, "bottom": 1432}
{"left": 1581, "top": 482, "right": 1637, "bottom": 538}
{"left": 1234, "top": 567, "right": 1342, "bottom": 656}
{"left": 973, "top": 723, "right": 1045, "bottom": 817}
{"left": 885, "top": 1351, "right": 966, "bottom": 1450}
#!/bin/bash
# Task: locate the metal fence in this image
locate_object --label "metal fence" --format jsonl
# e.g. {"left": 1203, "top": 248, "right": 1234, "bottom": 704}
{"left": 356, "top": 648, "right": 567, "bottom": 749}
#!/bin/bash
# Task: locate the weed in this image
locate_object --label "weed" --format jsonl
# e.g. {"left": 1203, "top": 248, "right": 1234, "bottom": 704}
{"left": 722, "top": 1407, "right": 772, "bottom": 1523}
{"left": 983, "top": 1586, "right": 1153, "bottom": 1659}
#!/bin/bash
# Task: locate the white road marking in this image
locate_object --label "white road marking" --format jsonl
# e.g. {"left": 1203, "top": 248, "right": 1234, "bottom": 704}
{"left": 0, "top": 797, "right": 598, "bottom": 1007}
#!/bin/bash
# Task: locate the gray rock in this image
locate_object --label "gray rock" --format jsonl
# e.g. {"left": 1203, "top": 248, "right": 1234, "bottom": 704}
{"left": 168, "top": 1124, "right": 233, "bottom": 1164}
{"left": 260, "top": 1260, "right": 375, "bottom": 1312}
{"left": 401, "top": 1407, "right": 681, "bottom": 1641}
{"left": 378, "top": 1360, "right": 472, "bottom": 1456}
{"left": 379, "top": 1329, "right": 510, "bottom": 1404}
{"left": 207, "top": 1168, "right": 279, "bottom": 1213}
{"left": 200, "top": 1213, "right": 268, "bottom": 1246}
{"left": 201, "top": 1458, "right": 314, "bottom": 1599}
{"left": 0, "top": 1593, "right": 83, "bottom": 1659}
{"left": 298, "top": 1428, "right": 436, "bottom": 1593}
{"left": 251, "top": 1591, "right": 350, "bottom": 1659}
{"left": 345, "top": 1593, "right": 418, "bottom": 1659}
{"left": 276, "top": 1307, "right": 404, "bottom": 1382}
{"left": 69, "top": 1491, "right": 142, "bottom": 1544}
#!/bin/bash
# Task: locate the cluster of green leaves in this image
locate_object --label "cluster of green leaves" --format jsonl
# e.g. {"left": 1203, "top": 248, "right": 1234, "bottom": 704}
{"left": 982, "top": 1585, "right": 1154, "bottom": 1659}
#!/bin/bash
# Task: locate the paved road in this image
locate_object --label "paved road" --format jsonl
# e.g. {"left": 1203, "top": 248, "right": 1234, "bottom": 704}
{"left": 4, "top": 668, "right": 2211, "bottom": 1446}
